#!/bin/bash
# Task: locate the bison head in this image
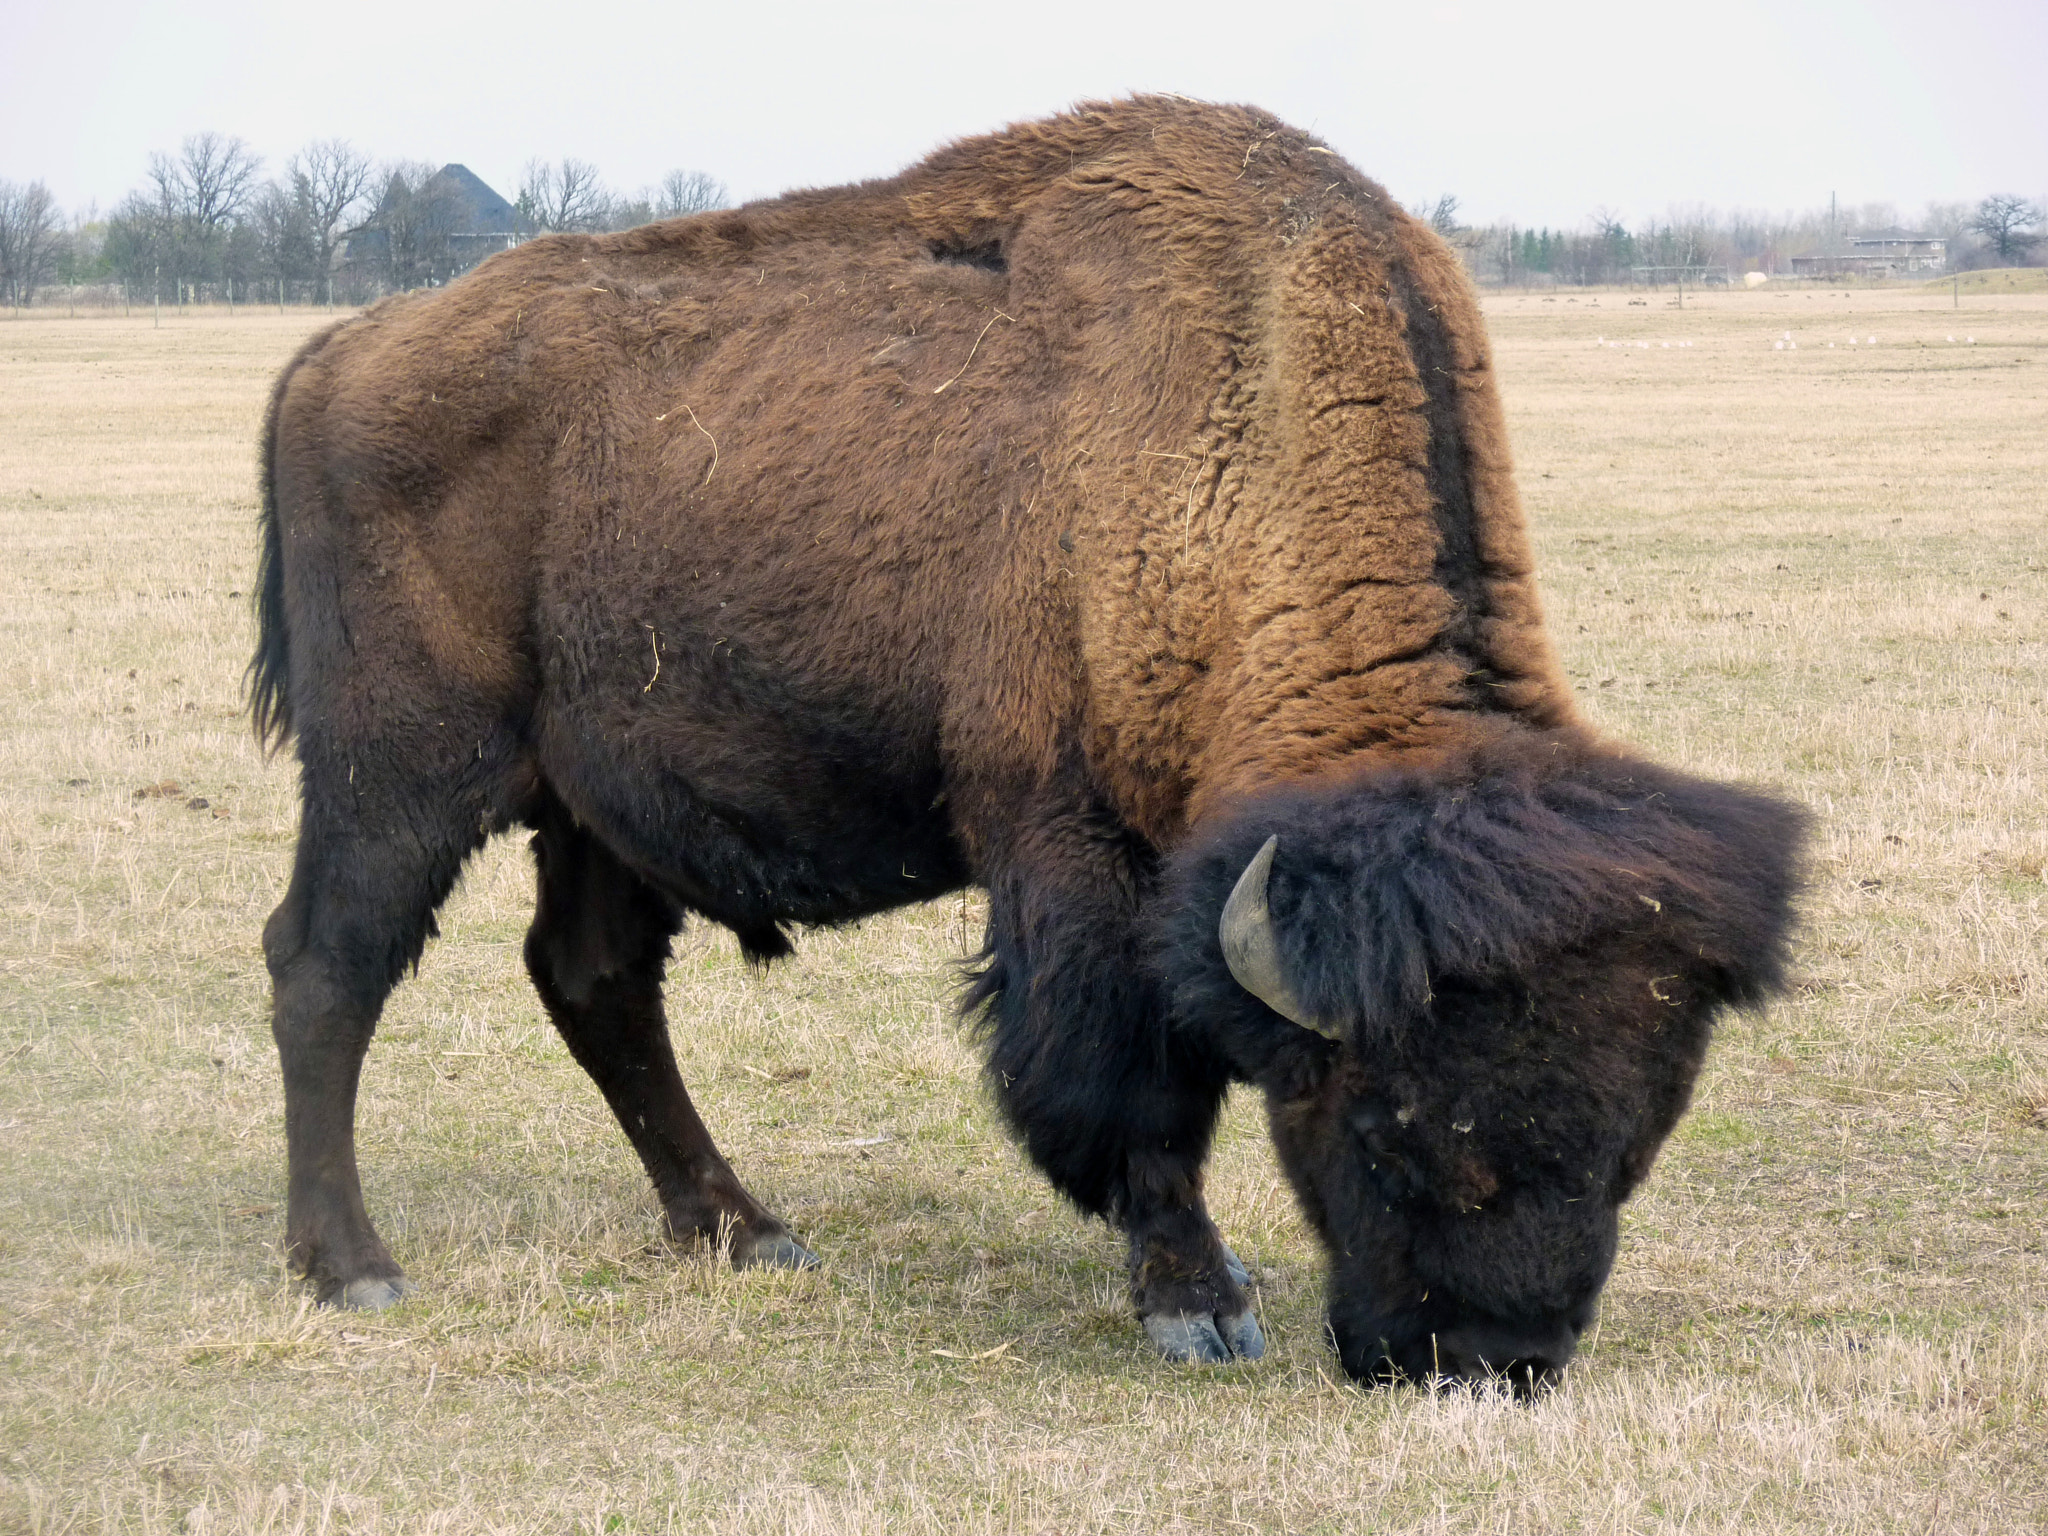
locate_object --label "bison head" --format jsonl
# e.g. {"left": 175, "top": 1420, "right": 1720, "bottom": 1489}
{"left": 1159, "top": 735, "right": 1804, "bottom": 1393}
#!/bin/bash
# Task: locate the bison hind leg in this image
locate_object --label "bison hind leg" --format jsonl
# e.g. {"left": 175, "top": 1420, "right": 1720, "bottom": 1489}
{"left": 524, "top": 791, "right": 815, "bottom": 1270}
{"left": 265, "top": 729, "right": 527, "bottom": 1307}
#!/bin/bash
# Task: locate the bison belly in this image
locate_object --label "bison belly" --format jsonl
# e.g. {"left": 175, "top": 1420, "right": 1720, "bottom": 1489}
{"left": 528, "top": 591, "right": 971, "bottom": 957}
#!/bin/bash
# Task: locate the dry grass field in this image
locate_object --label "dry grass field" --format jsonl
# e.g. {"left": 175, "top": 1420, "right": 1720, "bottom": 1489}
{"left": 1, "top": 285, "right": 2043, "bottom": 1534}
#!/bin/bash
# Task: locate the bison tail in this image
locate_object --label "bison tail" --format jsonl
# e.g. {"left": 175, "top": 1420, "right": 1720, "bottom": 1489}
{"left": 246, "top": 359, "right": 296, "bottom": 750}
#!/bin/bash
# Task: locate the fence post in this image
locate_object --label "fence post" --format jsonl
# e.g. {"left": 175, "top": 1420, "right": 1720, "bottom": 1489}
{"left": 153, "top": 266, "right": 160, "bottom": 329}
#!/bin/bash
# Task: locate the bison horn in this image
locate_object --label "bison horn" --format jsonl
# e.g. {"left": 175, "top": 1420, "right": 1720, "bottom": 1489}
{"left": 1219, "top": 835, "right": 1339, "bottom": 1039}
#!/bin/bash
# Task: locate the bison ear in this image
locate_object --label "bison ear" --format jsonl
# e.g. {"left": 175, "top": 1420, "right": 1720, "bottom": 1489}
{"left": 1220, "top": 836, "right": 1343, "bottom": 1041}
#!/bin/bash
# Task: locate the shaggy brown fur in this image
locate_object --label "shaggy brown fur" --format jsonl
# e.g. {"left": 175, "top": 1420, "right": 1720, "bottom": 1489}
{"left": 256, "top": 97, "right": 1567, "bottom": 842}
{"left": 251, "top": 96, "right": 1801, "bottom": 1383}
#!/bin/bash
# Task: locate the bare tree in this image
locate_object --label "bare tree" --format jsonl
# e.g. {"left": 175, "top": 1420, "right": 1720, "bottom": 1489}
{"left": 247, "top": 180, "right": 316, "bottom": 286}
{"left": 0, "top": 179, "right": 62, "bottom": 306}
{"left": 518, "top": 158, "right": 612, "bottom": 233}
{"left": 1919, "top": 200, "right": 1981, "bottom": 271}
{"left": 289, "top": 139, "right": 373, "bottom": 295}
{"left": 597, "top": 170, "right": 727, "bottom": 233}
{"left": 602, "top": 169, "right": 729, "bottom": 233}
{"left": 1846, "top": 201, "right": 1900, "bottom": 236}
{"left": 656, "top": 169, "right": 727, "bottom": 219}
{"left": 1970, "top": 194, "right": 2043, "bottom": 265}
{"left": 1411, "top": 194, "right": 1461, "bottom": 236}
{"left": 55, "top": 207, "right": 106, "bottom": 287}
{"left": 103, "top": 187, "right": 174, "bottom": 294}
{"left": 607, "top": 194, "right": 656, "bottom": 231}
{"left": 152, "top": 131, "right": 262, "bottom": 235}
{"left": 133, "top": 132, "right": 262, "bottom": 295}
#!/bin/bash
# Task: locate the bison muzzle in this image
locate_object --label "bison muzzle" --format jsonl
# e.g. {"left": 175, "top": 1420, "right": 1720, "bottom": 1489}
{"left": 248, "top": 97, "right": 1804, "bottom": 1389}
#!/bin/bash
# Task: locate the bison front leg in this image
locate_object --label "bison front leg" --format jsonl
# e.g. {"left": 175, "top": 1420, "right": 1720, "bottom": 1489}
{"left": 524, "top": 796, "right": 816, "bottom": 1270}
{"left": 975, "top": 815, "right": 1264, "bottom": 1365}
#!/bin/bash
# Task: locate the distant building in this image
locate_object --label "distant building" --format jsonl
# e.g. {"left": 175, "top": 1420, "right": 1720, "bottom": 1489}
{"left": 1849, "top": 229, "right": 1948, "bottom": 271}
{"left": 344, "top": 164, "right": 525, "bottom": 288}
{"left": 1790, "top": 229, "right": 1946, "bottom": 279}
{"left": 424, "top": 164, "right": 525, "bottom": 272}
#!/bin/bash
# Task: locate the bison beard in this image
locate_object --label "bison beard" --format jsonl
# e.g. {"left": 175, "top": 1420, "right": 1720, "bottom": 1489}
{"left": 249, "top": 97, "right": 1804, "bottom": 1387}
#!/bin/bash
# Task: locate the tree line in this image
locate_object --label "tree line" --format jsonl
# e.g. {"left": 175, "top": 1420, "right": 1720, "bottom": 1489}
{"left": 1417, "top": 193, "right": 2044, "bottom": 287}
{"left": 4, "top": 139, "right": 2041, "bottom": 308}
{"left": 0, "top": 134, "right": 728, "bottom": 308}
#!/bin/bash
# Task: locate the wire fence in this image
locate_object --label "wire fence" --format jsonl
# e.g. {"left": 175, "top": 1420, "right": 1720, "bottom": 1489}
{"left": 6, "top": 277, "right": 384, "bottom": 313}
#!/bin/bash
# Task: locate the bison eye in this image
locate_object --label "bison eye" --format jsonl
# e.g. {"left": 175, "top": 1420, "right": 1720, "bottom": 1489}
{"left": 1347, "top": 1104, "right": 1398, "bottom": 1148}
{"left": 1348, "top": 1109, "right": 1423, "bottom": 1200}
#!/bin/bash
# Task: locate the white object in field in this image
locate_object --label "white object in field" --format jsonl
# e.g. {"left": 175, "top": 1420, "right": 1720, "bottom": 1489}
{"left": 1774, "top": 341, "right": 1784, "bottom": 350}
{"left": 1744, "top": 271, "right": 1768, "bottom": 287}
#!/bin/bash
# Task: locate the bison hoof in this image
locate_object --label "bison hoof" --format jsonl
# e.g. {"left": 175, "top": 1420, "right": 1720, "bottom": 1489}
{"left": 1144, "top": 1308, "right": 1266, "bottom": 1365}
{"left": 1220, "top": 1308, "right": 1266, "bottom": 1359}
{"left": 1219, "top": 1244, "right": 1251, "bottom": 1289}
{"left": 335, "top": 1275, "right": 413, "bottom": 1311}
{"left": 734, "top": 1232, "right": 820, "bottom": 1271}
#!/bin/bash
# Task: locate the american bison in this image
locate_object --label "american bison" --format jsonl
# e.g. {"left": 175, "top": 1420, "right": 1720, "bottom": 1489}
{"left": 250, "top": 97, "right": 1802, "bottom": 1390}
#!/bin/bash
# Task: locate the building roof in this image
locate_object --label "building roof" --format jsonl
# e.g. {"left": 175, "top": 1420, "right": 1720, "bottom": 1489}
{"left": 370, "top": 163, "right": 521, "bottom": 235}
{"left": 428, "top": 164, "right": 520, "bottom": 233}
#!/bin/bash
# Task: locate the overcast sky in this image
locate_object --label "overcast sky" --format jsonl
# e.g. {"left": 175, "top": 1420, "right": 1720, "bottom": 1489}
{"left": 5, "top": 0, "right": 2043, "bottom": 230}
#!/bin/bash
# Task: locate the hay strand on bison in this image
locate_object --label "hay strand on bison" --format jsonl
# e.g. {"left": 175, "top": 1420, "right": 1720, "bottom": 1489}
{"left": 249, "top": 95, "right": 1804, "bottom": 1391}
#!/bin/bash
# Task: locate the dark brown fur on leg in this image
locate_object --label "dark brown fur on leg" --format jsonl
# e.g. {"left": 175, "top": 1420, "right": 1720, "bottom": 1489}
{"left": 524, "top": 794, "right": 813, "bottom": 1269}
{"left": 969, "top": 780, "right": 1260, "bottom": 1360}
{"left": 266, "top": 930, "right": 407, "bottom": 1309}
{"left": 263, "top": 759, "right": 499, "bottom": 1308}
{"left": 1121, "top": 1154, "right": 1265, "bottom": 1363}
